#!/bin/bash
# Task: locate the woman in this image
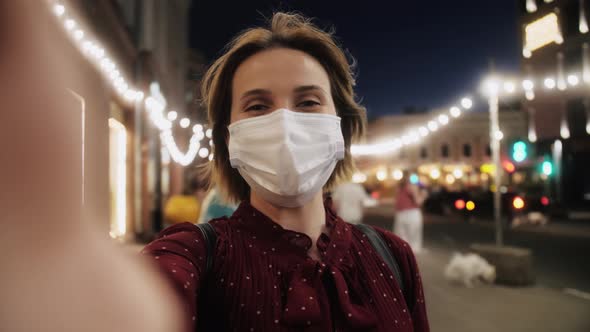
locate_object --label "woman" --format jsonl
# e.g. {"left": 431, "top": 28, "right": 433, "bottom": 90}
{"left": 143, "top": 12, "right": 429, "bottom": 331}
{"left": 394, "top": 176, "right": 428, "bottom": 254}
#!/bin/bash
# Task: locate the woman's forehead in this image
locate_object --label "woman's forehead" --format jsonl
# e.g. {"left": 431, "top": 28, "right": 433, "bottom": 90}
{"left": 232, "top": 48, "right": 331, "bottom": 96}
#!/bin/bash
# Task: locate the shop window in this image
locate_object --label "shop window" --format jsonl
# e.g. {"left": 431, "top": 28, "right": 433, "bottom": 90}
{"left": 567, "top": 98, "right": 588, "bottom": 138}
{"left": 463, "top": 143, "right": 472, "bottom": 157}
{"left": 485, "top": 144, "right": 492, "bottom": 157}
{"left": 109, "top": 118, "right": 127, "bottom": 239}
{"left": 441, "top": 144, "right": 450, "bottom": 158}
{"left": 420, "top": 146, "right": 428, "bottom": 159}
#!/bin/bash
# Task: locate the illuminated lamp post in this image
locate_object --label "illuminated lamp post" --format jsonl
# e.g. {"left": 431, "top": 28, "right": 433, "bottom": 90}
{"left": 483, "top": 76, "right": 504, "bottom": 246}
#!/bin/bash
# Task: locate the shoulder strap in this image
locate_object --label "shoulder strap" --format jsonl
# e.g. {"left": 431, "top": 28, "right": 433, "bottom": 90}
{"left": 196, "top": 223, "right": 217, "bottom": 274}
{"left": 354, "top": 224, "right": 406, "bottom": 303}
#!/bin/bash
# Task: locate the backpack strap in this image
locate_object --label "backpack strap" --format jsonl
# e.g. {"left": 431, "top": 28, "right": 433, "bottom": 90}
{"left": 196, "top": 223, "right": 217, "bottom": 274}
{"left": 354, "top": 224, "right": 407, "bottom": 304}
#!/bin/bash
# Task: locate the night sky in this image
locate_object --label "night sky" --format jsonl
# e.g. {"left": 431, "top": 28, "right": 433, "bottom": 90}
{"left": 189, "top": 0, "right": 521, "bottom": 119}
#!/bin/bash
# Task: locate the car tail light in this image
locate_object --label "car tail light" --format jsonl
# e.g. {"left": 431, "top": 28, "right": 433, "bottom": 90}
{"left": 455, "top": 199, "right": 466, "bottom": 210}
{"left": 513, "top": 196, "right": 525, "bottom": 210}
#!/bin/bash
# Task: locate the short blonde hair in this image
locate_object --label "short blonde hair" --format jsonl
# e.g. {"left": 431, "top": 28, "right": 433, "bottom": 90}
{"left": 201, "top": 12, "right": 366, "bottom": 203}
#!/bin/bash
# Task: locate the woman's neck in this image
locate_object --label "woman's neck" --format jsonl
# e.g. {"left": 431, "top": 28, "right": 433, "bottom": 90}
{"left": 249, "top": 191, "right": 326, "bottom": 260}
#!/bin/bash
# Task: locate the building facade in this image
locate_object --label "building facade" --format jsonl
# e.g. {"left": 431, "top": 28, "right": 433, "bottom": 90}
{"left": 519, "top": 0, "right": 590, "bottom": 212}
{"left": 355, "top": 108, "right": 527, "bottom": 193}
{"left": 50, "top": 0, "right": 193, "bottom": 241}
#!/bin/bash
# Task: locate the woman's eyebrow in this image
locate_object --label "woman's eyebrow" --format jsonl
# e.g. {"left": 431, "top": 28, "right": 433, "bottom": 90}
{"left": 240, "top": 88, "right": 272, "bottom": 101}
{"left": 293, "top": 85, "right": 327, "bottom": 95}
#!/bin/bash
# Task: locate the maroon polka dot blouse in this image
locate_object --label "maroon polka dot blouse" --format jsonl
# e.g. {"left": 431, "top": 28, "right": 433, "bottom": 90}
{"left": 142, "top": 202, "right": 429, "bottom": 331}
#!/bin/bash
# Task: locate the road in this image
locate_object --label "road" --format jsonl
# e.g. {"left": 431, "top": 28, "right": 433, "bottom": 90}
{"left": 363, "top": 206, "right": 590, "bottom": 331}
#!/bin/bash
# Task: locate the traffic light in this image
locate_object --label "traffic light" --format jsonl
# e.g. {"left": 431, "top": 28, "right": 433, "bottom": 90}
{"left": 541, "top": 160, "right": 553, "bottom": 176}
{"left": 511, "top": 140, "right": 528, "bottom": 162}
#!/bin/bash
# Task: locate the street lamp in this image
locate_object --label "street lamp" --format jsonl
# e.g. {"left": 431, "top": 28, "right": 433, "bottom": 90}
{"left": 483, "top": 76, "right": 503, "bottom": 246}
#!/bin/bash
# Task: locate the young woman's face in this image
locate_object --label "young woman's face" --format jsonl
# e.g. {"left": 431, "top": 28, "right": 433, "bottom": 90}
{"left": 230, "top": 47, "right": 336, "bottom": 124}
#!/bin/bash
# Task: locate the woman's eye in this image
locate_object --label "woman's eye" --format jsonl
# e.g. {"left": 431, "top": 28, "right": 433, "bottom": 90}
{"left": 297, "top": 100, "right": 321, "bottom": 108}
{"left": 245, "top": 104, "right": 269, "bottom": 112}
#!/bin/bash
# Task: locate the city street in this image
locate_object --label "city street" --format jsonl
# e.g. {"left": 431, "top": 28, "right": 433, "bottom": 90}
{"left": 6, "top": 1, "right": 590, "bottom": 331}
{"left": 364, "top": 205, "right": 590, "bottom": 331}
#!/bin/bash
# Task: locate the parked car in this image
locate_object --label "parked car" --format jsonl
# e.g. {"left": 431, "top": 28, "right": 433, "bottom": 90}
{"left": 424, "top": 188, "right": 552, "bottom": 220}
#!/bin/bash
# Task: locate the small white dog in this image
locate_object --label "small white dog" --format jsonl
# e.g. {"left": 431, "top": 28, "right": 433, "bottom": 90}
{"left": 511, "top": 211, "right": 549, "bottom": 228}
{"left": 444, "top": 253, "right": 496, "bottom": 287}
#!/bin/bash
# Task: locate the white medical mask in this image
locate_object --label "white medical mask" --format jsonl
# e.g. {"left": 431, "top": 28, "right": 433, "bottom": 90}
{"left": 228, "top": 108, "right": 345, "bottom": 207}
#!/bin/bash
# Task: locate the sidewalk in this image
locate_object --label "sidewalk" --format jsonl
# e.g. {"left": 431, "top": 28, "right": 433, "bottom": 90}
{"left": 469, "top": 219, "right": 590, "bottom": 239}
{"left": 417, "top": 245, "right": 590, "bottom": 332}
{"left": 364, "top": 204, "right": 590, "bottom": 238}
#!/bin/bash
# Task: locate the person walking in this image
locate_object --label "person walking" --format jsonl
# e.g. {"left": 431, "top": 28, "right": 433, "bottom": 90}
{"left": 331, "top": 181, "right": 373, "bottom": 224}
{"left": 394, "top": 176, "right": 428, "bottom": 254}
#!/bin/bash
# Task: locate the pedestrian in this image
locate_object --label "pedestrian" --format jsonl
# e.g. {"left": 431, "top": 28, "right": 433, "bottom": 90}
{"left": 394, "top": 174, "right": 428, "bottom": 254}
{"left": 331, "top": 181, "right": 373, "bottom": 224}
{"left": 143, "top": 12, "right": 429, "bottom": 331}
{"left": 163, "top": 179, "right": 207, "bottom": 227}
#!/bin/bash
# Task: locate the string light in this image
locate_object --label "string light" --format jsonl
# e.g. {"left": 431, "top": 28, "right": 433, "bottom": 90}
{"left": 544, "top": 77, "right": 556, "bottom": 89}
{"left": 460, "top": 98, "right": 473, "bottom": 109}
{"left": 418, "top": 126, "right": 429, "bottom": 137}
{"left": 567, "top": 74, "right": 579, "bottom": 86}
{"left": 503, "top": 81, "right": 516, "bottom": 93}
{"left": 179, "top": 118, "right": 190, "bottom": 128}
{"left": 47, "top": 1, "right": 211, "bottom": 166}
{"left": 193, "top": 124, "right": 203, "bottom": 133}
{"left": 167, "top": 111, "right": 178, "bottom": 121}
{"left": 392, "top": 169, "right": 403, "bottom": 180}
{"left": 494, "top": 130, "right": 504, "bottom": 141}
{"left": 64, "top": 19, "right": 76, "bottom": 30}
{"left": 198, "top": 147, "right": 210, "bottom": 158}
{"left": 430, "top": 169, "right": 441, "bottom": 180}
{"left": 73, "top": 29, "right": 84, "bottom": 40}
{"left": 428, "top": 121, "right": 439, "bottom": 131}
{"left": 195, "top": 130, "right": 205, "bottom": 141}
{"left": 525, "top": 90, "right": 535, "bottom": 100}
{"left": 376, "top": 169, "right": 388, "bottom": 181}
{"left": 446, "top": 174, "right": 456, "bottom": 185}
{"left": 48, "top": 1, "right": 590, "bottom": 163}
{"left": 161, "top": 130, "right": 201, "bottom": 166}
{"left": 53, "top": 3, "right": 65, "bottom": 16}
{"left": 522, "top": 79, "right": 534, "bottom": 91}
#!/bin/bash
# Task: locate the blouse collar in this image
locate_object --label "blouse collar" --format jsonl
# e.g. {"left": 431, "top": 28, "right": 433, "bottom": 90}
{"left": 231, "top": 201, "right": 353, "bottom": 264}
